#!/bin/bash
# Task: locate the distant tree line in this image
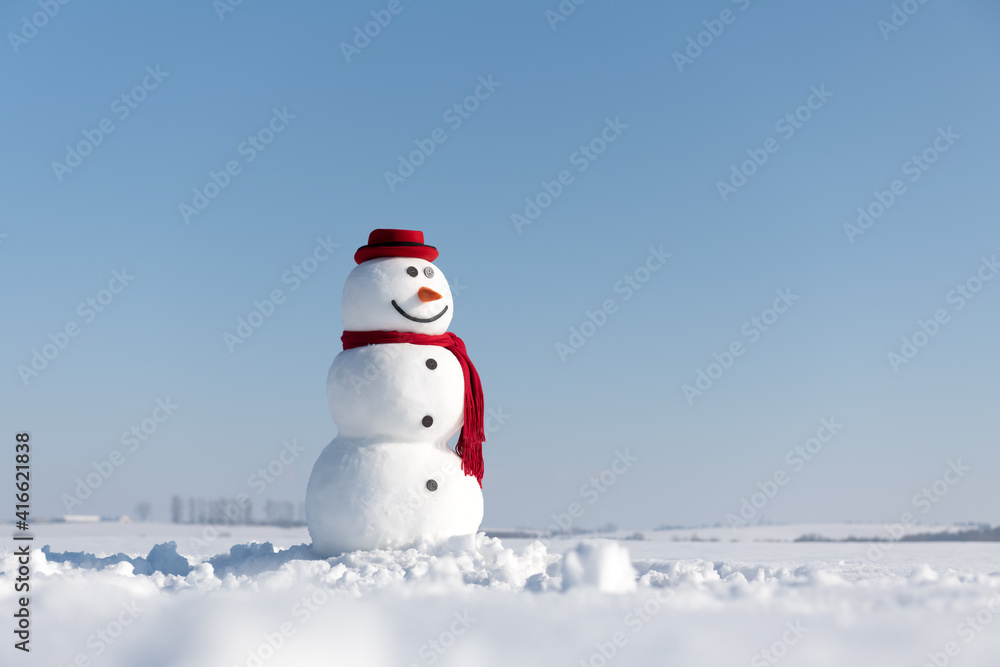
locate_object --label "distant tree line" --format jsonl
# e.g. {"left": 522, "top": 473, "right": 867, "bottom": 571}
{"left": 170, "top": 495, "right": 305, "bottom": 526}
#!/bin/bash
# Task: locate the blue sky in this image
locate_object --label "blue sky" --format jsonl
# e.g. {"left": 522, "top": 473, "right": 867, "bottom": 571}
{"left": 2, "top": 0, "right": 998, "bottom": 530}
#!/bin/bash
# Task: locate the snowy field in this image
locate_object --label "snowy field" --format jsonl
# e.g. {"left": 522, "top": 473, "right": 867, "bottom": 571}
{"left": 4, "top": 522, "right": 1000, "bottom": 667}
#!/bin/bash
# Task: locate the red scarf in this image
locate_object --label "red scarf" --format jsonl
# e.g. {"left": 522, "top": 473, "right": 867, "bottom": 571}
{"left": 341, "top": 330, "right": 484, "bottom": 486}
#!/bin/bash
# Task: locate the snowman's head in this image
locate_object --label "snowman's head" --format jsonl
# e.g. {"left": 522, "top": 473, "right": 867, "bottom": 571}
{"left": 342, "top": 257, "right": 454, "bottom": 334}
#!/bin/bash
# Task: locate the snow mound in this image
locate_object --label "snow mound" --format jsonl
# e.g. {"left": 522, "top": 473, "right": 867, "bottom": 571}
{"left": 41, "top": 541, "right": 192, "bottom": 577}
{"left": 561, "top": 540, "right": 637, "bottom": 593}
{"left": 31, "top": 533, "right": 571, "bottom": 594}
{"left": 7, "top": 526, "right": 1000, "bottom": 667}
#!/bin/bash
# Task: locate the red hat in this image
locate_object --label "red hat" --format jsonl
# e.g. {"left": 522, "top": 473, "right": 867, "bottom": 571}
{"left": 354, "top": 229, "right": 439, "bottom": 265}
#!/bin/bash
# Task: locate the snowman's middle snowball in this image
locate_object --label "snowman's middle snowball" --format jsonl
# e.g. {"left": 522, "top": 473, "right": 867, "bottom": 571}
{"left": 327, "top": 343, "right": 465, "bottom": 442}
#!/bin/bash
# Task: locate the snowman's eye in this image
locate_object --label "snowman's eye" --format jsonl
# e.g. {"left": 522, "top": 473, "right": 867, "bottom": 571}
{"left": 423, "top": 267, "right": 434, "bottom": 278}
{"left": 406, "top": 266, "right": 418, "bottom": 277}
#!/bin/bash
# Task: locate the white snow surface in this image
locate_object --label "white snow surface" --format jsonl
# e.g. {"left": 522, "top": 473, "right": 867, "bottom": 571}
{"left": 4, "top": 522, "right": 1000, "bottom": 667}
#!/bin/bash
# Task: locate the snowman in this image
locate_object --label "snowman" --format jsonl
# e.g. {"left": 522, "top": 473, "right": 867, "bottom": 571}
{"left": 306, "top": 229, "right": 485, "bottom": 556}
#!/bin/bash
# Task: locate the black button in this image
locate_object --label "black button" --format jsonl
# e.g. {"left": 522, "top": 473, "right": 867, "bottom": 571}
{"left": 426, "top": 479, "right": 438, "bottom": 492}
{"left": 425, "top": 358, "right": 437, "bottom": 370}
{"left": 407, "top": 266, "right": 418, "bottom": 277}
{"left": 422, "top": 415, "right": 433, "bottom": 427}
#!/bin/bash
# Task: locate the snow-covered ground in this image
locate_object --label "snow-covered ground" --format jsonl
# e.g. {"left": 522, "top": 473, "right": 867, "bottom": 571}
{"left": 3, "top": 522, "right": 1000, "bottom": 666}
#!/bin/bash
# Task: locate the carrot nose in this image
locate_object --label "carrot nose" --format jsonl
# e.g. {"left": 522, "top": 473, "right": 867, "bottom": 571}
{"left": 418, "top": 286, "right": 443, "bottom": 302}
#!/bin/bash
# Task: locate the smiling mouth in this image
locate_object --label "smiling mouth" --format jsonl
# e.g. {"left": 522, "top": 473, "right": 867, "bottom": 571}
{"left": 391, "top": 300, "right": 449, "bottom": 323}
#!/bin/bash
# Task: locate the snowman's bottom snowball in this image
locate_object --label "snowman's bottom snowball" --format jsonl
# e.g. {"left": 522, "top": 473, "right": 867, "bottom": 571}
{"left": 306, "top": 438, "right": 484, "bottom": 556}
